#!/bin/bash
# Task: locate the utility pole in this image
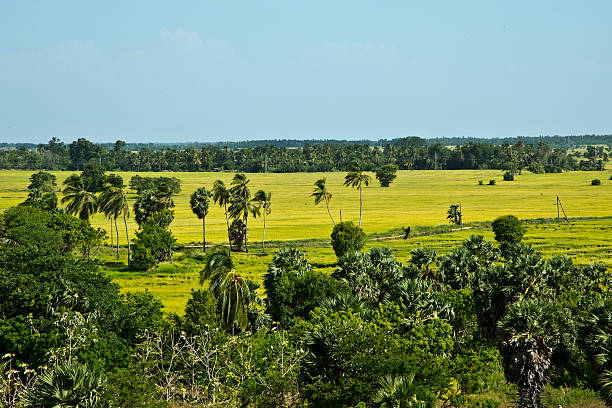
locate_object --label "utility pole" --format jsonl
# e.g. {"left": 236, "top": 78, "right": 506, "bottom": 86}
{"left": 557, "top": 195, "right": 560, "bottom": 223}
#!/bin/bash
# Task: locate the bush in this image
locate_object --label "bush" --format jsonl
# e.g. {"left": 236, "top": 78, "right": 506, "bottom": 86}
{"left": 130, "top": 222, "right": 177, "bottom": 271}
{"left": 478, "top": 180, "right": 484, "bottom": 185}
{"left": 609, "top": 174, "right": 612, "bottom": 180}
{"left": 330, "top": 221, "right": 366, "bottom": 257}
{"left": 488, "top": 179, "right": 496, "bottom": 185}
{"left": 591, "top": 179, "right": 601, "bottom": 185}
{"left": 491, "top": 215, "right": 526, "bottom": 244}
{"left": 503, "top": 171, "right": 514, "bottom": 181}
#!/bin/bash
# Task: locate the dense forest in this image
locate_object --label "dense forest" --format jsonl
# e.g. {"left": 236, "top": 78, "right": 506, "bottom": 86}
{"left": 0, "top": 135, "right": 609, "bottom": 173}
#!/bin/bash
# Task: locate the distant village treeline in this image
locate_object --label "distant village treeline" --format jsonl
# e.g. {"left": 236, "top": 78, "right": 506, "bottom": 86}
{"left": 0, "top": 135, "right": 609, "bottom": 173}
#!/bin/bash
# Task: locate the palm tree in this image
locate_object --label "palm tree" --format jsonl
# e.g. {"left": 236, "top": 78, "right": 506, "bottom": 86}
{"left": 98, "top": 185, "right": 131, "bottom": 265}
{"left": 229, "top": 174, "right": 260, "bottom": 252}
{"left": 212, "top": 180, "right": 233, "bottom": 251}
{"left": 253, "top": 189, "right": 271, "bottom": 252}
{"left": 21, "top": 361, "right": 106, "bottom": 408}
{"left": 374, "top": 373, "right": 423, "bottom": 408}
{"left": 311, "top": 178, "right": 335, "bottom": 226}
{"left": 190, "top": 187, "right": 212, "bottom": 251}
{"left": 61, "top": 174, "right": 98, "bottom": 222}
{"left": 200, "top": 246, "right": 252, "bottom": 334}
{"left": 498, "top": 298, "right": 563, "bottom": 408}
{"left": 343, "top": 163, "right": 371, "bottom": 228}
{"left": 99, "top": 175, "right": 123, "bottom": 258}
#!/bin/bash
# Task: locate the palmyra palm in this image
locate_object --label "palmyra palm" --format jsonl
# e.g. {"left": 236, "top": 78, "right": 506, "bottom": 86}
{"left": 311, "top": 178, "right": 335, "bottom": 226}
{"left": 190, "top": 187, "right": 212, "bottom": 251}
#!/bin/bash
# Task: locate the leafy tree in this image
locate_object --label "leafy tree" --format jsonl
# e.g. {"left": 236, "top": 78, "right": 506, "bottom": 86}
{"left": 344, "top": 162, "right": 371, "bottom": 228}
{"left": 491, "top": 215, "right": 526, "bottom": 244}
{"left": 199, "top": 246, "right": 254, "bottom": 334}
{"left": 253, "top": 189, "right": 271, "bottom": 252}
{"left": 190, "top": 187, "right": 212, "bottom": 251}
{"left": 311, "top": 178, "right": 336, "bottom": 226}
{"left": 212, "top": 179, "right": 233, "bottom": 250}
{"left": 28, "top": 171, "right": 57, "bottom": 192}
{"left": 264, "top": 248, "right": 349, "bottom": 327}
{"left": 130, "top": 220, "right": 176, "bottom": 271}
{"left": 80, "top": 161, "right": 106, "bottom": 192}
{"left": 183, "top": 289, "right": 220, "bottom": 335}
{"left": 228, "top": 219, "right": 247, "bottom": 251}
{"left": 330, "top": 221, "right": 366, "bottom": 257}
{"left": 61, "top": 174, "right": 98, "bottom": 221}
{"left": 375, "top": 163, "right": 398, "bottom": 187}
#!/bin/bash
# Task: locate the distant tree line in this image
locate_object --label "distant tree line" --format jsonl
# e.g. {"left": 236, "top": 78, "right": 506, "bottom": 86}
{"left": 0, "top": 135, "right": 608, "bottom": 173}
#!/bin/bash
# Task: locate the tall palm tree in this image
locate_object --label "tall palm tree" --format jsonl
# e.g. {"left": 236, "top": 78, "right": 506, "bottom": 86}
{"left": 253, "top": 189, "right": 271, "bottom": 252}
{"left": 229, "top": 173, "right": 260, "bottom": 252}
{"left": 200, "top": 246, "right": 252, "bottom": 334}
{"left": 98, "top": 185, "right": 131, "bottom": 265}
{"left": 212, "top": 179, "right": 233, "bottom": 251}
{"left": 61, "top": 174, "right": 98, "bottom": 222}
{"left": 100, "top": 174, "right": 124, "bottom": 257}
{"left": 311, "top": 178, "right": 335, "bottom": 226}
{"left": 190, "top": 187, "right": 212, "bottom": 251}
{"left": 343, "top": 163, "right": 371, "bottom": 228}
{"left": 498, "top": 298, "right": 563, "bottom": 408}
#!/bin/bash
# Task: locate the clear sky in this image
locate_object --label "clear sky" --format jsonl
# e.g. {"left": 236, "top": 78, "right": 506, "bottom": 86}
{"left": 1, "top": 1, "right": 611, "bottom": 143}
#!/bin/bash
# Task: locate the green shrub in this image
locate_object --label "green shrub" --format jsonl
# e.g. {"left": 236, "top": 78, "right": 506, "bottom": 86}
{"left": 478, "top": 180, "right": 484, "bottom": 185}
{"left": 375, "top": 164, "right": 398, "bottom": 187}
{"left": 130, "top": 222, "right": 177, "bottom": 271}
{"left": 488, "top": 179, "right": 496, "bottom": 185}
{"left": 491, "top": 215, "right": 526, "bottom": 244}
{"left": 609, "top": 174, "right": 612, "bottom": 180}
{"left": 503, "top": 171, "right": 514, "bottom": 181}
{"left": 591, "top": 179, "right": 601, "bottom": 185}
{"left": 331, "top": 221, "right": 366, "bottom": 257}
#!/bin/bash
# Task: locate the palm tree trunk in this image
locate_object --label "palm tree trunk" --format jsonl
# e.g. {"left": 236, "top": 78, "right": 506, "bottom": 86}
{"left": 359, "top": 185, "right": 363, "bottom": 228}
{"left": 325, "top": 198, "right": 336, "bottom": 226}
{"left": 262, "top": 208, "right": 266, "bottom": 252}
{"left": 202, "top": 217, "right": 206, "bottom": 252}
{"left": 114, "top": 216, "right": 119, "bottom": 259}
{"left": 110, "top": 218, "right": 114, "bottom": 249}
{"left": 124, "top": 212, "right": 130, "bottom": 266}
{"left": 224, "top": 203, "right": 233, "bottom": 251}
{"left": 244, "top": 191, "right": 248, "bottom": 253}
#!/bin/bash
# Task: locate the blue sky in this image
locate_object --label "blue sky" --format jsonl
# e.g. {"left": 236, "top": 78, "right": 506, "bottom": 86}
{"left": 1, "top": 1, "right": 611, "bottom": 143}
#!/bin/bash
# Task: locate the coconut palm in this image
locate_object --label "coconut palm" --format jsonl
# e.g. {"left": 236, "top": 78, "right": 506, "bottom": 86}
{"left": 98, "top": 184, "right": 131, "bottom": 265}
{"left": 311, "top": 178, "right": 335, "bottom": 226}
{"left": 212, "top": 179, "right": 233, "bottom": 251}
{"left": 190, "top": 187, "right": 212, "bottom": 251}
{"left": 253, "top": 189, "right": 271, "bottom": 252}
{"left": 343, "top": 162, "right": 371, "bottom": 228}
{"left": 200, "top": 246, "right": 252, "bottom": 334}
{"left": 100, "top": 174, "right": 123, "bottom": 257}
{"left": 61, "top": 174, "right": 98, "bottom": 222}
{"left": 498, "top": 298, "right": 563, "bottom": 408}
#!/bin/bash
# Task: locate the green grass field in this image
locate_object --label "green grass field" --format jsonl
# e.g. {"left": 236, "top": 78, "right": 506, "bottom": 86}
{"left": 1, "top": 169, "right": 611, "bottom": 315}
{"left": 1, "top": 169, "right": 611, "bottom": 245}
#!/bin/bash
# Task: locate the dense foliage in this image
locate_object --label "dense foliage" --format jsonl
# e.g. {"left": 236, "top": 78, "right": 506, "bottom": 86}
{"left": 1, "top": 200, "right": 610, "bottom": 407}
{"left": 0, "top": 136, "right": 608, "bottom": 173}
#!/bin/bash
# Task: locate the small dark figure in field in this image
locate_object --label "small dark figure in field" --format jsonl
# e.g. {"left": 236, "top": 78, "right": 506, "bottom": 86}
{"left": 403, "top": 226, "right": 411, "bottom": 239}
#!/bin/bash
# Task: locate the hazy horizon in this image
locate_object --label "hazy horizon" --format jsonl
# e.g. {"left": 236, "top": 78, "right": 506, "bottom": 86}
{"left": 2, "top": 1, "right": 612, "bottom": 144}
